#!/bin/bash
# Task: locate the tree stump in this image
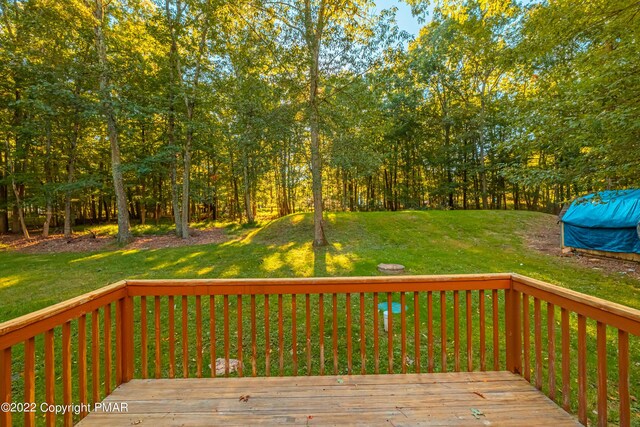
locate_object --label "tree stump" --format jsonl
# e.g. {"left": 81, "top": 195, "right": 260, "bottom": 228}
{"left": 377, "top": 263, "right": 405, "bottom": 274}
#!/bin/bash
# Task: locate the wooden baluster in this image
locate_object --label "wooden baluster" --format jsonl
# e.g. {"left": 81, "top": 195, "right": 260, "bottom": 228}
{"left": 237, "top": 295, "right": 243, "bottom": 377}
{"left": 45, "top": 328, "right": 55, "bottom": 426}
{"left": 182, "top": 295, "right": 189, "bottom": 378}
{"left": 104, "top": 304, "right": 112, "bottom": 395}
{"left": 332, "top": 293, "right": 338, "bottom": 375}
{"left": 264, "top": 295, "right": 270, "bottom": 377}
{"left": 252, "top": 294, "right": 257, "bottom": 377}
{"left": 373, "top": 293, "right": 379, "bottom": 374}
{"left": 278, "top": 294, "right": 284, "bottom": 376}
{"left": 479, "top": 290, "right": 486, "bottom": 371}
{"left": 154, "top": 297, "right": 161, "bottom": 379}
{"left": 577, "top": 315, "right": 587, "bottom": 425}
{"left": 387, "top": 292, "right": 394, "bottom": 374}
{"left": 319, "top": 294, "right": 325, "bottom": 375}
{"left": 196, "top": 295, "right": 203, "bottom": 378}
{"left": 522, "top": 294, "right": 530, "bottom": 382}
{"left": 547, "top": 303, "right": 556, "bottom": 401}
{"left": 453, "top": 290, "right": 460, "bottom": 372}
{"left": 346, "top": 293, "right": 352, "bottom": 374}
{"left": 168, "top": 296, "right": 175, "bottom": 378}
{"left": 24, "top": 337, "right": 35, "bottom": 426}
{"left": 618, "top": 330, "right": 630, "bottom": 427}
{"left": 115, "top": 299, "right": 122, "bottom": 386}
{"left": 428, "top": 291, "right": 434, "bottom": 373}
{"left": 92, "top": 309, "right": 101, "bottom": 401}
{"left": 414, "top": 292, "right": 420, "bottom": 374}
{"left": 63, "top": 321, "right": 73, "bottom": 426}
{"left": 401, "top": 292, "right": 407, "bottom": 374}
{"left": 360, "top": 292, "right": 367, "bottom": 375}
{"left": 292, "top": 294, "right": 297, "bottom": 376}
{"left": 210, "top": 295, "right": 216, "bottom": 377}
{"left": 492, "top": 289, "right": 499, "bottom": 370}
{"left": 1, "top": 346, "right": 11, "bottom": 427}
{"left": 306, "top": 294, "right": 312, "bottom": 376}
{"left": 141, "top": 296, "right": 147, "bottom": 379}
{"left": 78, "top": 315, "right": 88, "bottom": 418}
{"left": 224, "top": 295, "right": 230, "bottom": 376}
{"left": 597, "top": 322, "right": 607, "bottom": 426}
{"left": 466, "top": 290, "right": 472, "bottom": 372}
{"left": 360, "top": 293, "right": 366, "bottom": 375}
{"left": 534, "top": 298, "right": 542, "bottom": 390}
{"left": 440, "top": 291, "right": 447, "bottom": 372}
{"left": 561, "top": 308, "right": 570, "bottom": 411}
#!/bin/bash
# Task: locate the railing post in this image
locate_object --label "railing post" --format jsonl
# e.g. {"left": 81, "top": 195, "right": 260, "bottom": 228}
{"left": 0, "top": 346, "right": 12, "bottom": 427}
{"left": 505, "top": 278, "right": 522, "bottom": 375}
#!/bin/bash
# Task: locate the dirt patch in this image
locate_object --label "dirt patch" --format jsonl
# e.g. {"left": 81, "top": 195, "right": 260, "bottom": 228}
{"left": 0, "top": 227, "right": 228, "bottom": 254}
{"left": 524, "top": 215, "right": 640, "bottom": 280}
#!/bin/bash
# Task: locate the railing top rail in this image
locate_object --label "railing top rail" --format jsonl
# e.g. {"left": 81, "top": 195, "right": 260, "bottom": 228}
{"left": 124, "top": 274, "right": 513, "bottom": 296}
{"left": 125, "top": 273, "right": 513, "bottom": 286}
{"left": 512, "top": 273, "right": 640, "bottom": 335}
{"left": 0, "top": 281, "right": 127, "bottom": 350}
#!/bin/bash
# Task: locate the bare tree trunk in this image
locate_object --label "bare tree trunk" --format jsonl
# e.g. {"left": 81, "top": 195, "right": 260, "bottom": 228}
{"left": 0, "top": 146, "right": 8, "bottom": 234}
{"left": 91, "top": 0, "right": 131, "bottom": 244}
{"left": 6, "top": 139, "right": 29, "bottom": 239}
{"left": 64, "top": 119, "right": 79, "bottom": 239}
{"left": 309, "top": 43, "right": 327, "bottom": 246}
{"left": 242, "top": 148, "right": 254, "bottom": 224}
{"left": 180, "top": 123, "right": 192, "bottom": 238}
{"left": 166, "top": 1, "right": 183, "bottom": 237}
{"left": 42, "top": 123, "right": 53, "bottom": 237}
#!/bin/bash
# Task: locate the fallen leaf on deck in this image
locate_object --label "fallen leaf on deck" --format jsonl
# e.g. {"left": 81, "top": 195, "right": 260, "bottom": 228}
{"left": 239, "top": 395, "right": 250, "bottom": 402}
{"left": 470, "top": 408, "right": 485, "bottom": 419}
{"left": 473, "top": 391, "right": 486, "bottom": 399}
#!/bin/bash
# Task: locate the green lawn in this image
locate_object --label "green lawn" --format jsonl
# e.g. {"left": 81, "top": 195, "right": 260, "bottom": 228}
{"left": 2, "top": 210, "right": 639, "bottom": 426}
{"left": 2, "top": 210, "right": 639, "bottom": 322}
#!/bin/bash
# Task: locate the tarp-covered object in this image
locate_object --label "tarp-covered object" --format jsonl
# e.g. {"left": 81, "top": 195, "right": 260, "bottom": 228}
{"left": 562, "top": 189, "right": 640, "bottom": 254}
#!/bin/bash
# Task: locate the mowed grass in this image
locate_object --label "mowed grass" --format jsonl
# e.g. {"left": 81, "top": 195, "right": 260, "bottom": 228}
{"left": 1, "top": 210, "right": 639, "bottom": 321}
{"left": 1, "top": 210, "right": 640, "bottom": 425}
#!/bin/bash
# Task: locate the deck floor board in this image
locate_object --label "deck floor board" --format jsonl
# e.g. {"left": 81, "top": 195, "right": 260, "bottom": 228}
{"left": 78, "top": 371, "right": 580, "bottom": 426}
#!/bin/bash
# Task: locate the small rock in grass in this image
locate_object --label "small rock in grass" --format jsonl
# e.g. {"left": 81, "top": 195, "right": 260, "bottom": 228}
{"left": 377, "top": 263, "right": 405, "bottom": 274}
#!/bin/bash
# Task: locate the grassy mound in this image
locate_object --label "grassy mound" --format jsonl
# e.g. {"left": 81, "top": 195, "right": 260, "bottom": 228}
{"left": 1, "top": 210, "right": 639, "bottom": 322}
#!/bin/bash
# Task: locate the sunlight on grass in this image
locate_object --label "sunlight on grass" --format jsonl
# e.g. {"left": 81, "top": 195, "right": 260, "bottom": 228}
{"left": 282, "top": 244, "right": 314, "bottom": 276}
{"left": 262, "top": 252, "right": 284, "bottom": 272}
{"left": 0, "top": 275, "right": 21, "bottom": 289}
{"left": 197, "top": 267, "right": 214, "bottom": 275}
{"left": 70, "top": 252, "right": 114, "bottom": 263}
{"left": 326, "top": 252, "right": 356, "bottom": 275}
{"left": 221, "top": 265, "right": 241, "bottom": 277}
{"left": 289, "top": 214, "right": 306, "bottom": 225}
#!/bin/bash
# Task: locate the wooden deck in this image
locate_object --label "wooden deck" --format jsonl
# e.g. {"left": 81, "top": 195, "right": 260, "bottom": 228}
{"left": 78, "top": 371, "right": 580, "bottom": 426}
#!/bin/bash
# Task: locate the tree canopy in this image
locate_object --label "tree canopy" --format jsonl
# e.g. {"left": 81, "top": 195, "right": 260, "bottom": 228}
{"left": 0, "top": 0, "right": 638, "bottom": 240}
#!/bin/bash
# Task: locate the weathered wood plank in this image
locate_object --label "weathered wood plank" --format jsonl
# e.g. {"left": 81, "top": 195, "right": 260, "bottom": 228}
{"left": 78, "top": 372, "right": 580, "bottom": 426}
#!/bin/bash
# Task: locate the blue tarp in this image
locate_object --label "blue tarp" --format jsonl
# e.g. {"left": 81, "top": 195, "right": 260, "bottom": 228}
{"left": 562, "top": 189, "right": 640, "bottom": 254}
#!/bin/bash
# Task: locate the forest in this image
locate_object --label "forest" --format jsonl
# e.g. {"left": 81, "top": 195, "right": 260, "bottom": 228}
{"left": 0, "top": 0, "right": 638, "bottom": 244}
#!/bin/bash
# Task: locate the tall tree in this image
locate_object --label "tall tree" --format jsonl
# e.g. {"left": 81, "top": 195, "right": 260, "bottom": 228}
{"left": 86, "top": 0, "right": 132, "bottom": 243}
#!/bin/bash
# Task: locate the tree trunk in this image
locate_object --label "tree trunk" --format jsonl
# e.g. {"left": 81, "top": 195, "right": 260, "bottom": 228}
{"left": 64, "top": 120, "right": 79, "bottom": 238}
{"left": 242, "top": 148, "right": 254, "bottom": 224}
{"left": 0, "top": 147, "right": 8, "bottom": 234}
{"left": 10, "top": 176, "right": 29, "bottom": 239}
{"left": 92, "top": 0, "right": 131, "bottom": 244}
{"left": 42, "top": 122, "right": 54, "bottom": 237}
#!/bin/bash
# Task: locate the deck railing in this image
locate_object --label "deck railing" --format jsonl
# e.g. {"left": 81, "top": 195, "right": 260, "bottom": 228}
{"left": 0, "top": 274, "right": 638, "bottom": 426}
